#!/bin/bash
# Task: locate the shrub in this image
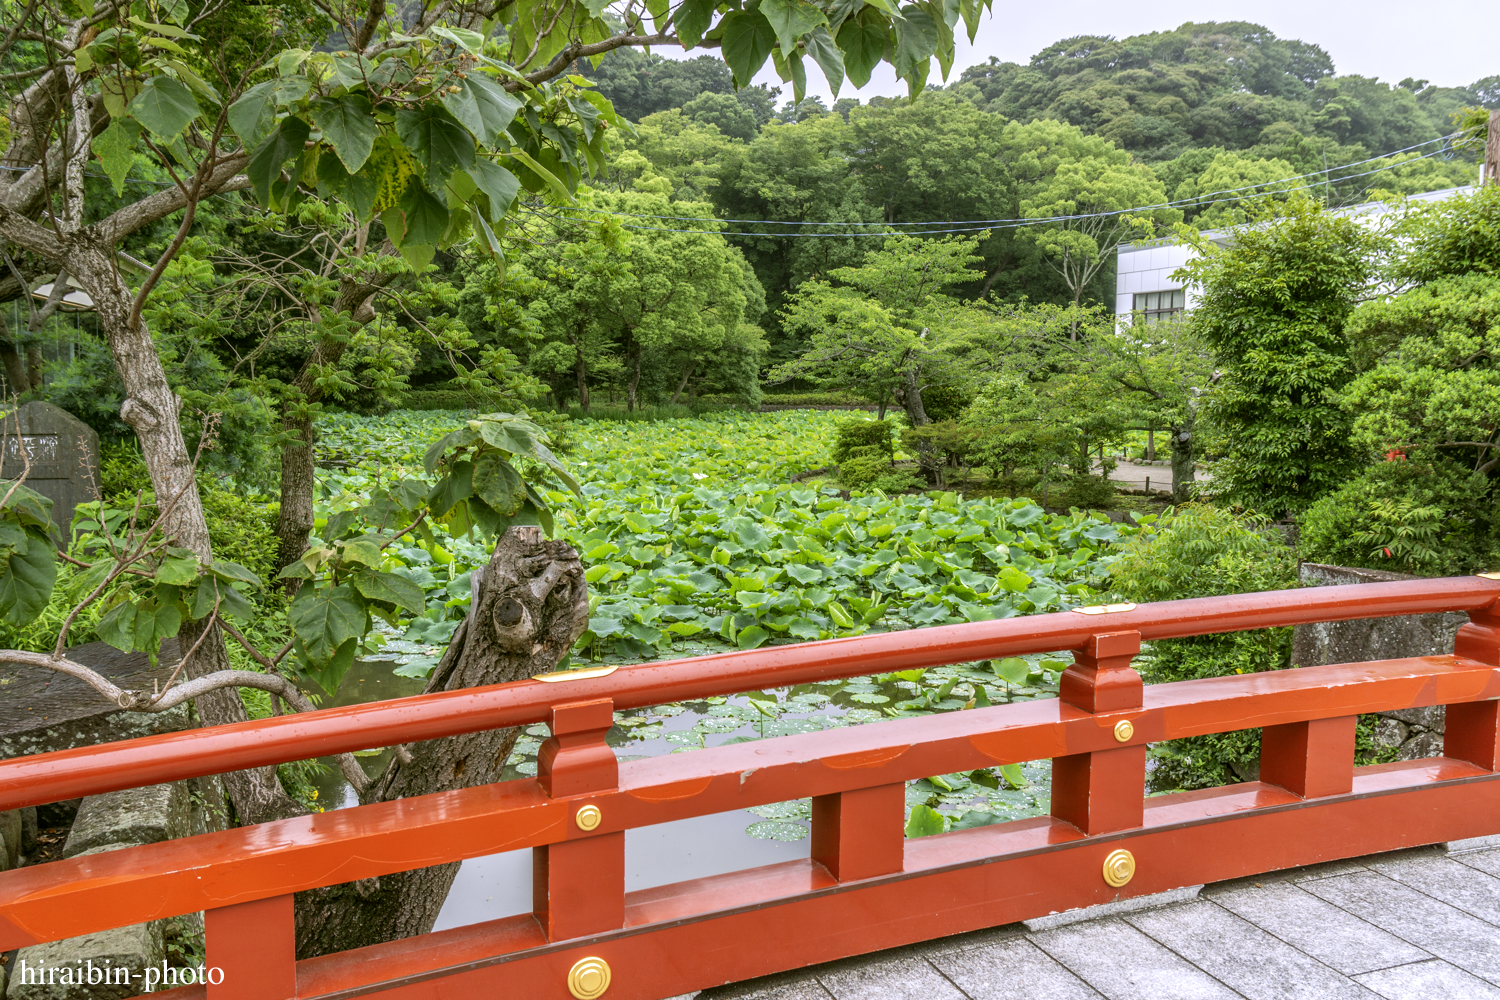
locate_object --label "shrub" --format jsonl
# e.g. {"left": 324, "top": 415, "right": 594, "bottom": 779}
{"left": 1299, "top": 461, "right": 1497, "bottom": 576}
{"left": 1110, "top": 504, "right": 1297, "bottom": 790}
{"left": 835, "top": 452, "right": 889, "bottom": 489}
{"left": 832, "top": 419, "right": 894, "bottom": 465}
{"left": 1055, "top": 475, "right": 1118, "bottom": 510}
{"left": 866, "top": 469, "right": 927, "bottom": 493}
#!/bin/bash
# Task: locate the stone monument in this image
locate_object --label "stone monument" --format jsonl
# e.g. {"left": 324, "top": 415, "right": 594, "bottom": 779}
{"left": 0, "top": 400, "right": 100, "bottom": 532}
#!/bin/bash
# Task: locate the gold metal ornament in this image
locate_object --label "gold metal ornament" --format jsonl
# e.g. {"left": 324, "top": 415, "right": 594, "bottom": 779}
{"left": 1113, "top": 720, "right": 1134, "bottom": 742}
{"left": 1478, "top": 572, "right": 1500, "bottom": 580}
{"left": 1102, "top": 849, "right": 1136, "bottom": 887}
{"left": 575, "top": 804, "right": 603, "bottom": 832}
{"left": 1071, "top": 603, "right": 1137, "bottom": 615}
{"left": 567, "top": 957, "right": 611, "bottom": 999}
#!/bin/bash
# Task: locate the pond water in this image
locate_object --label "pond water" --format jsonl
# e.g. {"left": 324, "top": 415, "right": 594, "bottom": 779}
{"left": 308, "top": 651, "right": 1061, "bottom": 931}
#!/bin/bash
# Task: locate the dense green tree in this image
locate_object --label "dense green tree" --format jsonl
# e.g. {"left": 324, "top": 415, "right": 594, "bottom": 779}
{"left": 1178, "top": 199, "right": 1384, "bottom": 516}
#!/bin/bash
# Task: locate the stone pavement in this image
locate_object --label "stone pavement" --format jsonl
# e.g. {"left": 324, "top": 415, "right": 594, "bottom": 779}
{"left": 692, "top": 841, "right": 1500, "bottom": 1000}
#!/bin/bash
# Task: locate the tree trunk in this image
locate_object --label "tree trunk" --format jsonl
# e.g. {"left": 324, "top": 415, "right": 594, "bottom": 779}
{"left": 1146, "top": 428, "right": 1155, "bottom": 462}
{"left": 293, "top": 526, "right": 590, "bottom": 958}
{"left": 70, "top": 243, "right": 302, "bottom": 826}
{"left": 668, "top": 359, "right": 697, "bottom": 405}
{"left": 1170, "top": 417, "right": 1195, "bottom": 503}
{"left": 0, "top": 310, "right": 28, "bottom": 392}
{"left": 626, "top": 338, "right": 641, "bottom": 412}
{"left": 24, "top": 341, "right": 41, "bottom": 389}
{"left": 572, "top": 335, "right": 590, "bottom": 416}
{"left": 272, "top": 276, "right": 391, "bottom": 581}
{"left": 901, "top": 367, "right": 943, "bottom": 485}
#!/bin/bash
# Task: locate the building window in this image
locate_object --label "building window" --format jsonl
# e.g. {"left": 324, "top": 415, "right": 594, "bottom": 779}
{"left": 1133, "top": 289, "right": 1185, "bottom": 323}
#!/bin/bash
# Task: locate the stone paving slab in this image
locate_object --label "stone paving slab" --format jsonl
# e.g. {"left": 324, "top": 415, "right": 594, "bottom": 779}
{"left": 695, "top": 846, "right": 1500, "bottom": 1000}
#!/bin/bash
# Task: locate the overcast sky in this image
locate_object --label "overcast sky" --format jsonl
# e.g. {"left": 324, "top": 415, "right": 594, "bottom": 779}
{"left": 658, "top": 1, "right": 1500, "bottom": 108}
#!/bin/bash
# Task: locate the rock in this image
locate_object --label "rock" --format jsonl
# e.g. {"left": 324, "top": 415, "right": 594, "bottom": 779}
{"left": 0, "top": 640, "right": 187, "bottom": 762}
{"left": 34, "top": 800, "right": 79, "bottom": 831}
{"left": 0, "top": 809, "right": 20, "bottom": 869}
{"left": 21, "top": 805, "right": 37, "bottom": 854}
{"left": 5, "top": 925, "right": 160, "bottom": 1000}
{"left": 63, "top": 784, "right": 190, "bottom": 858}
{"left": 1291, "top": 563, "right": 1468, "bottom": 668}
{"left": 1371, "top": 717, "right": 1410, "bottom": 752}
{"left": 0, "top": 401, "right": 100, "bottom": 533}
{"left": 1397, "top": 731, "right": 1445, "bottom": 761}
{"left": 1380, "top": 706, "right": 1446, "bottom": 733}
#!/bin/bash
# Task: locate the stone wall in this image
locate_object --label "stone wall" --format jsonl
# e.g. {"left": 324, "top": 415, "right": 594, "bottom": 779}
{"left": 1292, "top": 563, "right": 1468, "bottom": 760}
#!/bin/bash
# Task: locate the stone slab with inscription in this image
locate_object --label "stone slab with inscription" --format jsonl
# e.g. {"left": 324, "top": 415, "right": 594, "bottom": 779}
{"left": 0, "top": 400, "right": 101, "bottom": 532}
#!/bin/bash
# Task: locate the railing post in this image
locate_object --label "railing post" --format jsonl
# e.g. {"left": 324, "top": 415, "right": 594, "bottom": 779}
{"left": 812, "top": 783, "right": 905, "bottom": 881}
{"left": 1260, "top": 717, "right": 1356, "bottom": 797}
{"left": 1051, "top": 631, "right": 1144, "bottom": 836}
{"left": 1447, "top": 606, "right": 1500, "bottom": 769}
{"left": 204, "top": 894, "right": 296, "bottom": 1000}
{"left": 533, "top": 697, "right": 624, "bottom": 941}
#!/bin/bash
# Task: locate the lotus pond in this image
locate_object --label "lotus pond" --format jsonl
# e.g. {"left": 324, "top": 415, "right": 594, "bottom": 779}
{"left": 308, "top": 408, "right": 1138, "bottom": 923}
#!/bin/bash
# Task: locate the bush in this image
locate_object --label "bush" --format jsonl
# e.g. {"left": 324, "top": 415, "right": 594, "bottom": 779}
{"left": 867, "top": 469, "right": 927, "bottom": 493}
{"left": 834, "top": 453, "right": 889, "bottom": 489}
{"left": 1110, "top": 504, "right": 1298, "bottom": 791}
{"left": 395, "top": 388, "right": 514, "bottom": 411}
{"left": 832, "top": 419, "right": 894, "bottom": 465}
{"left": 1299, "top": 460, "right": 1497, "bottom": 576}
{"left": 1054, "top": 475, "right": 1117, "bottom": 510}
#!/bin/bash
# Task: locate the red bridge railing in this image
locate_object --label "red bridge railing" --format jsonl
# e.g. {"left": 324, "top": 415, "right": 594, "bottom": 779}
{"left": 3, "top": 577, "right": 1500, "bottom": 999}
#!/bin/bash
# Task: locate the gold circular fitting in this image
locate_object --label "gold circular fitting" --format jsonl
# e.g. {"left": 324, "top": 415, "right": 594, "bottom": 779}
{"left": 1114, "top": 719, "right": 1134, "bottom": 742}
{"left": 575, "top": 804, "right": 603, "bottom": 832}
{"left": 567, "top": 956, "right": 611, "bottom": 999}
{"left": 1103, "top": 849, "right": 1136, "bottom": 888}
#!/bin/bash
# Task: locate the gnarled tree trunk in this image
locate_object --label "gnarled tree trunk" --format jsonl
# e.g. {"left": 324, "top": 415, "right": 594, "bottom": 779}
{"left": 293, "top": 526, "right": 590, "bottom": 958}
{"left": 1170, "top": 415, "right": 1195, "bottom": 503}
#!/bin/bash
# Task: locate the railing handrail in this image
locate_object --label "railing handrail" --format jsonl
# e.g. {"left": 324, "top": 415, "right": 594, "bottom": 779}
{"left": 1, "top": 576, "right": 1494, "bottom": 812}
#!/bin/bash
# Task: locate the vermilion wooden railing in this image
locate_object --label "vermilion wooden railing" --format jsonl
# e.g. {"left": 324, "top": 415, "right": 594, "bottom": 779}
{"left": 4, "top": 577, "right": 1500, "bottom": 1000}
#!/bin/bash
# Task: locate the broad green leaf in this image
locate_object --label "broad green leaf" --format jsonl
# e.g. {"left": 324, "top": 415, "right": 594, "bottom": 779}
{"left": 208, "top": 560, "right": 261, "bottom": 588}
{"left": 127, "top": 75, "right": 200, "bottom": 140}
{"left": 310, "top": 95, "right": 378, "bottom": 173}
{"left": 721, "top": 10, "right": 778, "bottom": 88}
{"left": 228, "top": 80, "right": 279, "bottom": 148}
{"left": 759, "top": 0, "right": 827, "bottom": 56}
{"left": 92, "top": 119, "right": 139, "bottom": 195}
{"left": 395, "top": 104, "right": 475, "bottom": 193}
{"left": 672, "top": 0, "right": 716, "bottom": 48}
{"left": 836, "top": 9, "right": 888, "bottom": 89}
{"left": 0, "top": 527, "right": 55, "bottom": 626}
{"left": 803, "top": 25, "right": 845, "bottom": 97}
{"left": 472, "top": 450, "right": 526, "bottom": 515}
{"left": 96, "top": 600, "right": 140, "bottom": 651}
{"left": 736, "top": 624, "right": 770, "bottom": 649}
{"left": 905, "top": 803, "right": 947, "bottom": 838}
{"left": 429, "top": 25, "right": 485, "bottom": 52}
{"left": 999, "top": 763, "right": 1027, "bottom": 789}
{"left": 994, "top": 657, "right": 1029, "bottom": 685}
{"left": 395, "top": 179, "right": 451, "bottom": 247}
{"left": 349, "top": 568, "right": 426, "bottom": 614}
{"left": 247, "top": 116, "right": 311, "bottom": 205}
{"left": 892, "top": 4, "right": 938, "bottom": 89}
{"left": 155, "top": 553, "right": 199, "bottom": 586}
{"left": 428, "top": 459, "right": 475, "bottom": 517}
{"left": 468, "top": 159, "right": 520, "bottom": 223}
{"left": 443, "top": 75, "right": 522, "bottom": 144}
{"left": 0, "top": 481, "right": 52, "bottom": 529}
{"left": 289, "top": 584, "right": 367, "bottom": 664}
{"left": 501, "top": 147, "right": 574, "bottom": 203}
{"left": 339, "top": 537, "right": 382, "bottom": 567}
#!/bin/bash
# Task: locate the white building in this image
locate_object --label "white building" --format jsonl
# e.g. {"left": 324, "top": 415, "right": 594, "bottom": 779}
{"left": 1114, "top": 185, "right": 1476, "bottom": 322}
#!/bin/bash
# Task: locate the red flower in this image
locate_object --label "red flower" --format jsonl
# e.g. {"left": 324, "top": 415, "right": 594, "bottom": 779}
{"left": 1383, "top": 547, "right": 1393, "bottom": 558}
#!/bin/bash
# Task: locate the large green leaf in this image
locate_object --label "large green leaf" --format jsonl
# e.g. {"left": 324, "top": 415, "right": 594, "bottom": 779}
{"left": 472, "top": 451, "right": 526, "bottom": 515}
{"left": 468, "top": 159, "right": 520, "bottom": 223}
{"left": 892, "top": 5, "right": 938, "bottom": 89}
{"left": 672, "top": 0, "right": 717, "bottom": 48}
{"left": 837, "top": 10, "right": 888, "bottom": 89}
{"left": 395, "top": 179, "right": 451, "bottom": 247}
{"left": 310, "top": 95, "right": 378, "bottom": 173}
{"left": 247, "top": 116, "right": 311, "bottom": 205}
{"left": 442, "top": 75, "right": 522, "bottom": 144}
{"left": 0, "top": 527, "right": 55, "bottom": 626}
{"left": 227, "top": 79, "right": 278, "bottom": 147}
{"left": 427, "top": 459, "right": 475, "bottom": 517}
{"left": 759, "top": 0, "right": 828, "bottom": 56}
{"left": 721, "top": 10, "right": 778, "bottom": 88}
{"left": 349, "top": 568, "right": 426, "bottom": 614}
{"left": 289, "top": 584, "right": 366, "bottom": 664}
{"left": 395, "top": 104, "right": 475, "bottom": 193}
{"left": 92, "top": 119, "right": 139, "bottom": 195}
{"left": 803, "top": 25, "right": 845, "bottom": 97}
{"left": 127, "top": 75, "right": 201, "bottom": 139}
